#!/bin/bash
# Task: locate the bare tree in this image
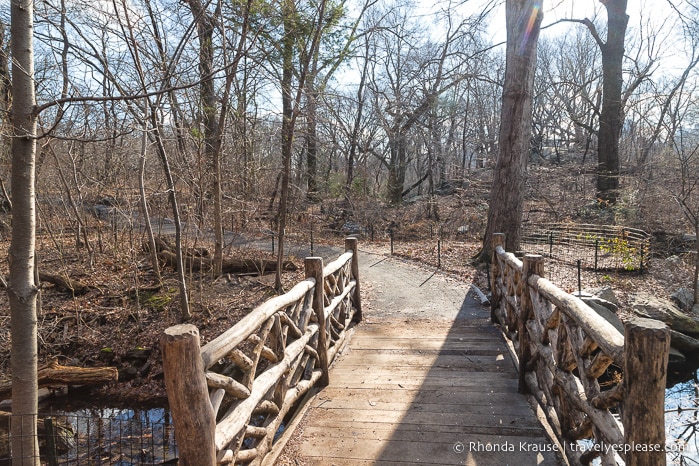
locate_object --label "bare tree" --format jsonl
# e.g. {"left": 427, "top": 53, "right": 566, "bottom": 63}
{"left": 275, "top": 0, "right": 330, "bottom": 291}
{"left": 561, "top": 1, "right": 628, "bottom": 204}
{"left": 480, "top": 0, "right": 543, "bottom": 259}
{"left": 8, "top": 0, "right": 41, "bottom": 462}
{"left": 367, "top": 4, "right": 480, "bottom": 205}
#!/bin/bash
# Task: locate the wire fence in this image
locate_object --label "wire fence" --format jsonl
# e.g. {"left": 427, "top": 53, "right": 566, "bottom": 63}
{"left": 0, "top": 409, "right": 177, "bottom": 465}
{"left": 519, "top": 223, "right": 652, "bottom": 289}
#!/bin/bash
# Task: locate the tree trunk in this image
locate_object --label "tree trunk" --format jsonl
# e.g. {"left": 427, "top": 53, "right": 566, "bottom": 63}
{"left": 151, "top": 111, "right": 191, "bottom": 321}
{"left": 597, "top": 0, "right": 628, "bottom": 204}
{"left": 480, "top": 0, "right": 542, "bottom": 260}
{"left": 139, "top": 113, "right": 161, "bottom": 282}
{"left": 185, "top": 0, "right": 224, "bottom": 276}
{"left": 275, "top": 0, "right": 296, "bottom": 292}
{"left": 305, "top": 73, "right": 319, "bottom": 201}
{"left": 694, "top": 222, "right": 698, "bottom": 306}
{"left": 345, "top": 37, "right": 370, "bottom": 198}
{"left": 387, "top": 135, "right": 407, "bottom": 205}
{"left": 9, "top": 0, "right": 41, "bottom": 462}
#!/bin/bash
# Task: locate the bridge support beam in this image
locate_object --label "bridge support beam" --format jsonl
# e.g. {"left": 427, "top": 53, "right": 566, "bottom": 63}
{"left": 520, "top": 255, "right": 544, "bottom": 394}
{"left": 346, "top": 237, "right": 362, "bottom": 322}
{"left": 490, "top": 233, "right": 506, "bottom": 324}
{"left": 306, "top": 256, "right": 329, "bottom": 386}
{"left": 623, "top": 317, "right": 669, "bottom": 466}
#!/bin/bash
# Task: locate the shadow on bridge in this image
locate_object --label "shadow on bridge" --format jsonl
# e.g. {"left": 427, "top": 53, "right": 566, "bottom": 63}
{"left": 367, "top": 285, "right": 561, "bottom": 465}
{"left": 292, "top": 250, "right": 563, "bottom": 464}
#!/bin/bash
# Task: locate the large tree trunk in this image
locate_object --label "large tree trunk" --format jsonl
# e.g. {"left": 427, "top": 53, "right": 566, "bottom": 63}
{"left": 387, "top": 134, "right": 407, "bottom": 205}
{"left": 597, "top": 0, "right": 628, "bottom": 204}
{"left": 185, "top": 0, "right": 224, "bottom": 276}
{"left": 9, "top": 0, "right": 41, "bottom": 462}
{"left": 480, "top": 0, "right": 542, "bottom": 260}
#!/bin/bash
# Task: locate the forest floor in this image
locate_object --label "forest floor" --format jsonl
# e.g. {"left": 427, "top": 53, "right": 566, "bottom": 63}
{"left": 0, "top": 190, "right": 695, "bottom": 407}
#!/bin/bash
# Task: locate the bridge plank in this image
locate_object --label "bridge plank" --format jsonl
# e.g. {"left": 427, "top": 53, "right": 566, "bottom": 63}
{"left": 275, "top": 253, "right": 562, "bottom": 465}
{"left": 280, "top": 321, "right": 561, "bottom": 465}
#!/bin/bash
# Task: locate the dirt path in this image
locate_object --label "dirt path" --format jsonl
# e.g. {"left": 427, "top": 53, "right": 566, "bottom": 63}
{"left": 275, "top": 249, "right": 561, "bottom": 465}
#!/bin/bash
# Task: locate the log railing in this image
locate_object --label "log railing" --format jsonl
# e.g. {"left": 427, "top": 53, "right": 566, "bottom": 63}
{"left": 161, "top": 238, "right": 361, "bottom": 465}
{"left": 491, "top": 233, "right": 669, "bottom": 466}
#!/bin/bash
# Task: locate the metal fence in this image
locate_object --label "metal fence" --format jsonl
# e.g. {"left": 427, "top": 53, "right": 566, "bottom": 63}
{"left": 0, "top": 408, "right": 177, "bottom": 465}
{"left": 519, "top": 223, "right": 651, "bottom": 287}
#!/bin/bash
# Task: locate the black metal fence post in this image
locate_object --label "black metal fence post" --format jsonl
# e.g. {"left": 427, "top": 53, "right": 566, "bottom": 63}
{"left": 390, "top": 229, "right": 394, "bottom": 255}
{"left": 549, "top": 232, "right": 553, "bottom": 256}
{"left": 310, "top": 223, "right": 314, "bottom": 256}
{"left": 595, "top": 238, "right": 599, "bottom": 272}
{"left": 577, "top": 259, "right": 582, "bottom": 296}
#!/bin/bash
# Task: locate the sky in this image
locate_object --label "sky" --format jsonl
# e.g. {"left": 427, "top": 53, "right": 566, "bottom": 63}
{"left": 481, "top": 0, "right": 671, "bottom": 43}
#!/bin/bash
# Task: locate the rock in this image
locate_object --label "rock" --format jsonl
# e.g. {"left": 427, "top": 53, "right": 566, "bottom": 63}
{"left": 630, "top": 292, "right": 699, "bottom": 336}
{"left": 587, "top": 286, "right": 619, "bottom": 306}
{"left": 666, "top": 255, "right": 683, "bottom": 265}
{"left": 119, "top": 366, "right": 139, "bottom": 382}
{"left": 124, "top": 347, "right": 151, "bottom": 364}
{"left": 668, "top": 329, "right": 699, "bottom": 355}
{"left": 672, "top": 288, "right": 695, "bottom": 312}
{"left": 341, "top": 222, "right": 361, "bottom": 235}
{"left": 578, "top": 293, "right": 619, "bottom": 314}
{"left": 576, "top": 294, "right": 624, "bottom": 335}
{"left": 668, "top": 347, "right": 687, "bottom": 365}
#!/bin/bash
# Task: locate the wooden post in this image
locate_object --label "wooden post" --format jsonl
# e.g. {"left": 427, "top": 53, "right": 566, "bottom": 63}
{"left": 161, "top": 324, "right": 216, "bottom": 465}
{"left": 491, "top": 233, "right": 506, "bottom": 323}
{"left": 622, "top": 317, "right": 669, "bottom": 466}
{"left": 345, "top": 237, "right": 362, "bottom": 322}
{"left": 306, "top": 257, "right": 329, "bottom": 386}
{"left": 520, "top": 255, "right": 543, "bottom": 394}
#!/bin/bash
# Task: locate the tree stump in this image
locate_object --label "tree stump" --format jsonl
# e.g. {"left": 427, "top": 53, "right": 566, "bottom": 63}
{"left": 623, "top": 317, "right": 669, "bottom": 466}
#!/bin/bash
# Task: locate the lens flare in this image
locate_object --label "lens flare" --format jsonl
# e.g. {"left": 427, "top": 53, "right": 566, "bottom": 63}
{"left": 519, "top": 3, "right": 541, "bottom": 55}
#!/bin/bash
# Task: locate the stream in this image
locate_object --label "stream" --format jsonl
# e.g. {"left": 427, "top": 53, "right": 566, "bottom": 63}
{"left": 14, "top": 398, "right": 178, "bottom": 465}
{"left": 666, "top": 366, "right": 699, "bottom": 464}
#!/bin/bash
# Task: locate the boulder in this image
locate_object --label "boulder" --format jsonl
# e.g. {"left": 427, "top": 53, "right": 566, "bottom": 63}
{"left": 668, "top": 347, "right": 687, "bottom": 365}
{"left": 668, "top": 329, "right": 699, "bottom": 355}
{"left": 588, "top": 286, "right": 619, "bottom": 307}
{"left": 630, "top": 292, "right": 699, "bottom": 336}
{"left": 672, "top": 288, "right": 695, "bottom": 312}
{"left": 576, "top": 294, "right": 624, "bottom": 335}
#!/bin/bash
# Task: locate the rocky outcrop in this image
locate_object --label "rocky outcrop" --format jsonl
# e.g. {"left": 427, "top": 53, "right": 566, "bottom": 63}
{"left": 577, "top": 288, "right": 623, "bottom": 336}
{"left": 672, "top": 288, "right": 695, "bottom": 313}
{"left": 630, "top": 293, "right": 699, "bottom": 336}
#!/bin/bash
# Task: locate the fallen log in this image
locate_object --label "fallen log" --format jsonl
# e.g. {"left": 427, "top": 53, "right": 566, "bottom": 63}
{"left": 158, "top": 250, "right": 297, "bottom": 274}
{"left": 39, "top": 272, "right": 91, "bottom": 295}
{"left": 0, "top": 360, "right": 118, "bottom": 400}
{"left": 151, "top": 237, "right": 297, "bottom": 275}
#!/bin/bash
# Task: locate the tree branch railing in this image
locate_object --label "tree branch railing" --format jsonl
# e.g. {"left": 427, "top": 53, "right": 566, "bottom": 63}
{"left": 161, "top": 238, "right": 361, "bottom": 465}
{"left": 490, "top": 233, "right": 669, "bottom": 466}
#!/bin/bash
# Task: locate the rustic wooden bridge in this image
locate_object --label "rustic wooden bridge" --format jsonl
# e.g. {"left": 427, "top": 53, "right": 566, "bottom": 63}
{"left": 161, "top": 236, "right": 671, "bottom": 466}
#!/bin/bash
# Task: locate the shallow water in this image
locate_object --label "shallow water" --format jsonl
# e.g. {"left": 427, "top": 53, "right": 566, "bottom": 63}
{"left": 35, "top": 400, "right": 177, "bottom": 465}
{"left": 666, "top": 367, "right": 699, "bottom": 464}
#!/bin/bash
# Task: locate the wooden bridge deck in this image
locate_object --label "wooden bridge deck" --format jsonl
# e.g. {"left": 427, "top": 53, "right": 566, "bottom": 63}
{"left": 276, "top": 252, "right": 562, "bottom": 465}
